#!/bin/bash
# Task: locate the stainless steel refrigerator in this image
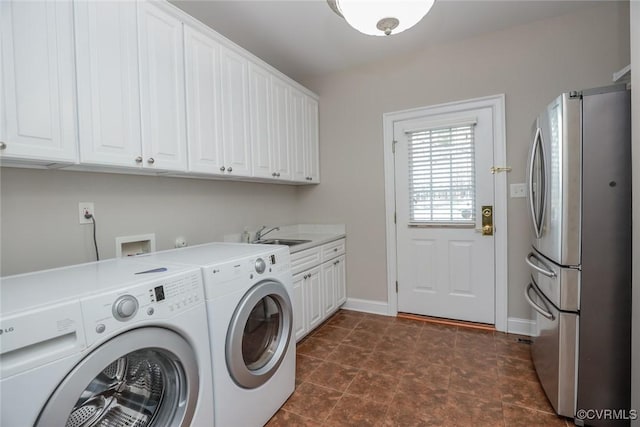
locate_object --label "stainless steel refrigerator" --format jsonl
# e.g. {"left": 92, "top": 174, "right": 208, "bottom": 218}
{"left": 524, "top": 85, "right": 631, "bottom": 426}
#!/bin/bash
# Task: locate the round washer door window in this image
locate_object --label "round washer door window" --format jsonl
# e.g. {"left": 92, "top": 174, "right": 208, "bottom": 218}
{"left": 36, "top": 328, "right": 199, "bottom": 427}
{"left": 226, "top": 280, "right": 292, "bottom": 389}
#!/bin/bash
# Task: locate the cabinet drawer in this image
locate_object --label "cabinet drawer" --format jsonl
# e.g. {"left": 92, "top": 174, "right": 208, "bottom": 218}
{"left": 291, "top": 246, "right": 322, "bottom": 275}
{"left": 321, "top": 239, "right": 345, "bottom": 262}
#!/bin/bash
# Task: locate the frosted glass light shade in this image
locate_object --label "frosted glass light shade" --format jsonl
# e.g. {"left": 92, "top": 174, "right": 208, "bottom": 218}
{"left": 336, "top": 0, "right": 435, "bottom": 36}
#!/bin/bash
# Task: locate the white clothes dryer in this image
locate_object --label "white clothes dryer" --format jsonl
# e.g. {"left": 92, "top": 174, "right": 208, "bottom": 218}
{"left": 139, "top": 243, "right": 295, "bottom": 427}
{"left": 0, "top": 258, "right": 214, "bottom": 427}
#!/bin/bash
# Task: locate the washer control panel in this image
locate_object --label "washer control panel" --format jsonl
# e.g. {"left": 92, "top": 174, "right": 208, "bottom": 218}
{"left": 82, "top": 269, "right": 204, "bottom": 346}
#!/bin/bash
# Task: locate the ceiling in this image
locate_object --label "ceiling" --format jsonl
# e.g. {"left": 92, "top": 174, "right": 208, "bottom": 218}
{"left": 170, "top": 0, "right": 600, "bottom": 83}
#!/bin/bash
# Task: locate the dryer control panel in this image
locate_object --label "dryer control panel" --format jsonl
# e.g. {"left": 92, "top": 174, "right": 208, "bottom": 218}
{"left": 81, "top": 269, "right": 204, "bottom": 346}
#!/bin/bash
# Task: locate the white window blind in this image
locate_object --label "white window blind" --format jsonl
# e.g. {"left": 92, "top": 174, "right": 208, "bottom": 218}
{"left": 407, "top": 122, "right": 476, "bottom": 225}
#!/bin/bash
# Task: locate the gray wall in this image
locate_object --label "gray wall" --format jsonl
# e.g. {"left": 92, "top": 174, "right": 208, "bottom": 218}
{"left": 0, "top": 168, "right": 299, "bottom": 275}
{"left": 630, "top": 0, "right": 639, "bottom": 424}
{"left": 298, "top": 2, "right": 630, "bottom": 320}
{"left": 0, "top": 2, "right": 631, "bottom": 326}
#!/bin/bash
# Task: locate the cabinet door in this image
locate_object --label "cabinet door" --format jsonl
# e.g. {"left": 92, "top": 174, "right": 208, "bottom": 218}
{"left": 138, "top": 1, "right": 187, "bottom": 171}
{"left": 335, "top": 255, "right": 347, "bottom": 306}
{"left": 248, "top": 63, "right": 272, "bottom": 179}
{"left": 184, "top": 25, "right": 224, "bottom": 175}
{"left": 307, "top": 267, "right": 323, "bottom": 331}
{"left": 305, "top": 96, "right": 320, "bottom": 183}
{"left": 292, "top": 272, "right": 307, "bottom": 342}
{"left": 220, "top": 47, "right": 251, "bottom": 176}
{"left": 322, "top": 261, "right": 337, "bottom": 316}
{"left": 271, "top": 76, "right": 291, "bottom": 180}
{"left": 289, "top": 88, "right": 306, "bottom": 182}
{"left": 0, "top": 1, "right": 77, "bottom": 163}
{"left": 75, "top": 1, "right": 141, "bottom": 167}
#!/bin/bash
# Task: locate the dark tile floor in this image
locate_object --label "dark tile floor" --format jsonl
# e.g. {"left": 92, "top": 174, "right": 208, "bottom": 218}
{"left": 267, "top": 309, "right": 573, "bottom": 427}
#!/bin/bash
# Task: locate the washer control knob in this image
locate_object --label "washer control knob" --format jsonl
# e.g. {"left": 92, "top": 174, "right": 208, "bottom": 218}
{"left": 113, "top": 295, "right": 139, "bottom": 321}
{"left": 255, "top": 258, "right": 266, "bottom": 274}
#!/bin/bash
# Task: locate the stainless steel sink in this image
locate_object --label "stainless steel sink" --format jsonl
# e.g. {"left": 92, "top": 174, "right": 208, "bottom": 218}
{"left": 254, "top": 238, "right": 311, "bottom": 246}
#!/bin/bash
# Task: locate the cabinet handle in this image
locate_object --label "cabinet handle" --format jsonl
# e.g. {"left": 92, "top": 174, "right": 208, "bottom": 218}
{"left": 276, "top": 172, "right": 281, "bottom": 177}
{"left": 272, "top": 172, "right": 277, "bottom": 177}
{"left": 220, "top": 166, "right": 226, "bottom": 172}
{"left": 0, "top": 142, "right": 6, "bottom": 150}
{"left": 147, "top": 157, "right": 155, "bottom": 164}
{"left": 227, "top": 167, "right": 232, "bottom": 172}
{"left": 135, "top": 156, "right": 143, "bottom": 163}
{"left": 334, "top": 260, "right": 338, "bottom": 265}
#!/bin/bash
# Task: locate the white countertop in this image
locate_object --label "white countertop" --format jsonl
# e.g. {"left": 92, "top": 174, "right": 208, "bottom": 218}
{"left": 225, "top": 224, "right": 345, "bottom": 253}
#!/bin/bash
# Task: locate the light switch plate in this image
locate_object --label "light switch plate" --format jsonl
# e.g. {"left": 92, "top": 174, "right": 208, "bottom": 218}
{"left": 510, "top": 183, "right": 526, "bottom": 198}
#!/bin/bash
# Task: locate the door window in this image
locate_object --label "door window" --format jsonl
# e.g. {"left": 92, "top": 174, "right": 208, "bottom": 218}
{"left": 226, "top": 280, "right": 292, "bottom": 389}
{"left": 242, "top": 295, "right": 281, "bottom": 371}
{"left": 65, "top": 349, "right": 183, "bottom": 427}
{"left": 407, "top": 123, "right": 476, "bottom": 225}
{"left": 37, "top": 328, "right": 199, "bottom": 427}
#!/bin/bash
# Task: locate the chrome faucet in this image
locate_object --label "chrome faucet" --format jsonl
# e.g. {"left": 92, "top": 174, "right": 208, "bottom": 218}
{"left": 253, "top": 226, "right": 280, "bottom": 242}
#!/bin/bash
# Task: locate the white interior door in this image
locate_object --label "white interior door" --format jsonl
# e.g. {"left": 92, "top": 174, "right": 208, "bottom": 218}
{"left": 394, "top": 107, "right": 496, "bottom": 324}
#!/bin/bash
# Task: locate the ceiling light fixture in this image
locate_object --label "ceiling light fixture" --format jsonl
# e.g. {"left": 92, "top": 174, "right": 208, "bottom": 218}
{"left": 327, "top": 0, "right": 435, "bottom": 36}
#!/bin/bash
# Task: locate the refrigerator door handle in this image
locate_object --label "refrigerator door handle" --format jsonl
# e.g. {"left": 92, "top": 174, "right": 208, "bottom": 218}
{"left": 528, "top": 127, "right": 545, "bottom": 239}
{"left": 525, "top": 282, "right": 555, "bottom": 320}
{"left": 525, "top": 252, "right": 557, "bottom": 278}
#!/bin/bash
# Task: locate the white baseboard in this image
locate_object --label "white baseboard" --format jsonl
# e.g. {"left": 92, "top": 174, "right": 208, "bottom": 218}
{"left": 341, "top": 298, "right": 391, "bottom": 316}
{"left": 507, "top": 317, "right": 535, "bottom": 336}
{"left": 342, "top": 302, "right": 536, "bottom": 336}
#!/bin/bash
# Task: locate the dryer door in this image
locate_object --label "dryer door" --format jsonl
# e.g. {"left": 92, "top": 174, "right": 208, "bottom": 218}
{"left": 36, "top": 327, "right": 199, "bottom": 427}
{"left": 226, "top": 280, "right": 293, "bottom": 389}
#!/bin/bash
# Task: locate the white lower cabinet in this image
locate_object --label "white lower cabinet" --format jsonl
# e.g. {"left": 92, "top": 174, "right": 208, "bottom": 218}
{"left": 322, "top": 254, "right": 346, "bottom": 317}
{"left": 292, "top": 239, "right": 346, "bottom": 342}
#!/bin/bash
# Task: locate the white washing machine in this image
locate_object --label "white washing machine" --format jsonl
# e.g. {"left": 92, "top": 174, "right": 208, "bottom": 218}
{"left": 0, "top": 258, "right": 214, "bottom": 427}
{"left": 139, "top": 243, "right": 295, "bottom": 427}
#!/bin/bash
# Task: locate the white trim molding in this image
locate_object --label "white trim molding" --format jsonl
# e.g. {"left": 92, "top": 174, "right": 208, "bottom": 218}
{"left": 341, "top": 298, "right": 391, "bottom": 316}
{"left": 382, "top": 94, "right": 509, "bottom": 332}
{"left": 507, "top": 317, "right": 535, "bottom": 337}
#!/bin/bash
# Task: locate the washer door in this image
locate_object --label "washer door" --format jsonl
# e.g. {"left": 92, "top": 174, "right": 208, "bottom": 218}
{"left": 36, "top": 327, "right": 199, "bottom": 427}
{"left": 226, "top": 280, "right": 292, "bottom": 389}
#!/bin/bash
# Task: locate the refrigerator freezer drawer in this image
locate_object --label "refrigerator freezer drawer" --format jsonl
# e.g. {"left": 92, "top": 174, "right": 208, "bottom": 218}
{"left": 526, "top": 281, "right": 577, "bottom": 418}
{"left": 526, "top": 250, "right": 579, "bottom": 312}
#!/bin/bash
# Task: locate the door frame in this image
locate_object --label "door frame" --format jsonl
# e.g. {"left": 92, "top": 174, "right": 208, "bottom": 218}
{"left": 382, "top": 94, "right": 508, "bottom": 332}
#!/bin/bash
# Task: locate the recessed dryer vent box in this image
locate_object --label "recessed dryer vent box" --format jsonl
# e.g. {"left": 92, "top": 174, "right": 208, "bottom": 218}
{"left": 116, "top": 234, "right": 156, "bottom": 257}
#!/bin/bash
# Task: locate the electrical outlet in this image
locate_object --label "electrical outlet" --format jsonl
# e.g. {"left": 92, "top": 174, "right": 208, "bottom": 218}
{"left": 79, "top": 202, "right": 95, "bottom": 224}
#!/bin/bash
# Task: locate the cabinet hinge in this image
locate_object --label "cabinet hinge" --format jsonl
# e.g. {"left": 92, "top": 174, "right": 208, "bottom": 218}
{"left": 392, "top": 140, "right": 397, "bottom": 154}
{"left": 395, "top": 281, "right": 398, "bottom": 293}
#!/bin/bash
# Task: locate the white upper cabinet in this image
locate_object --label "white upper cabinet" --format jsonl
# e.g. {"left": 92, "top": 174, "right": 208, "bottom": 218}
{"left": 290, "top": 89, "right": 319, "bottom": 183}
{"left": 1, "top": 0, "right": 317, "bottom": 182}
{"left": 270, "top": 76, "right": 292, "bottom": 180}
{"left": 305, "top": 97, "right": 320, "bottom": 183}
{"left": 219, "top": 46, "right": 251, "bottom": 176}
{"left": 0, "top": 1, "right": 77, "bottom": 164}
{"left": 290, "top": 89, "right": 307, "bottom": 182}
{"left": 184, "top": 24, "right": 224, "bottom": 175}
{"left": 248, "top": 63, "right": 273, "bottom": 179}
{"left": 137, "top": 1, "right": 187, "bottom": 171}
{"left": 249, "top": 64, "right": 292, "bottom": 181}
{"left": 74, "top": 1, "right": 141, "bottom": 167}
